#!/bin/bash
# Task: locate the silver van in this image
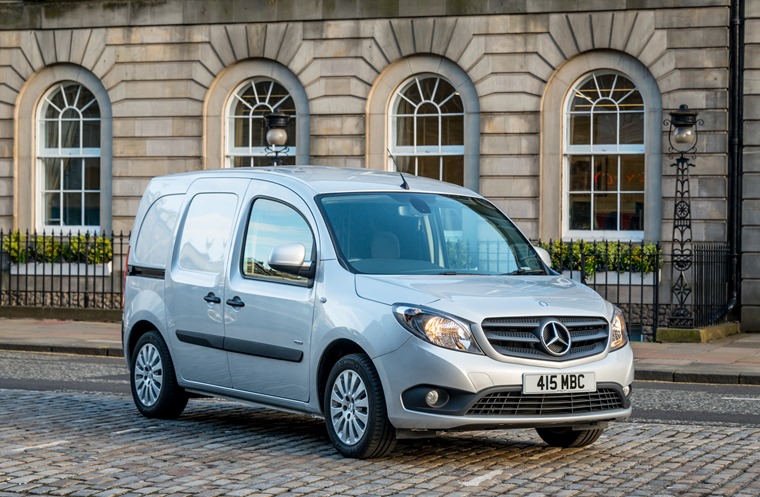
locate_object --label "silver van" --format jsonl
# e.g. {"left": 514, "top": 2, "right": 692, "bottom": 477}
{"left": 123, "top": 166, "right": 633, "bottom": 458}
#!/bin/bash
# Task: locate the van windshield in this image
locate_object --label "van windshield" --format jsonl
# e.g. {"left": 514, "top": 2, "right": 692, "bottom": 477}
{"left": 317, "top": 192, "right": 545, "bottom": 276}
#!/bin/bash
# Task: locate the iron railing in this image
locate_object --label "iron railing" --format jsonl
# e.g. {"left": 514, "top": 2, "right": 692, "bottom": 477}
{"left": 0, "top": 231, "right": 732, "bottom": 341}
{"left": 691, "top": 241, "right": 731, "bottom": 327}
{"left": 538, "top": 240, "right": 662, "bottom": 341}
{"left": 0, "top": 230, "right": 127, "bottom": 310}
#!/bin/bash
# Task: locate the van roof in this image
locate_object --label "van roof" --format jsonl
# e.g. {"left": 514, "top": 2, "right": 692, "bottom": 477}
{"left": 153, "top": 166, "right": 477, "bottom": 197}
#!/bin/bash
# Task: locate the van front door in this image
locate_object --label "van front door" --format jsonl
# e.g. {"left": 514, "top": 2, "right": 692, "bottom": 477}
{"left": 224, "top": 181, "right": 316, "bottom": 402}
{"left": 166, "top": 178, "right": 250, "bottom": 388}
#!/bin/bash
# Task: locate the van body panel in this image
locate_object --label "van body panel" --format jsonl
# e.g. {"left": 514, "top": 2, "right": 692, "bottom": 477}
{"left": 225, "top": 180, "right": 317, "bottom": 402}
{"left": 310, "top": 260, "right": 414, "bottom": 361}
{"left": 165, "top": 178, "right": 250, "bottom": 388}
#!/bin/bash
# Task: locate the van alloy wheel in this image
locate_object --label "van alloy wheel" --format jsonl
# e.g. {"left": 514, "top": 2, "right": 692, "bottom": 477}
{"left": 130, "top": 331, "right": 188, "bottom": 419}
{"left": 134, "top": 343, "right": 163, "bottom": 407}
{"left": 329, "top": 369, "right": 369, "bottom": 445}
{"left": 324, "top": 354, "right": 396, "bottom": 458}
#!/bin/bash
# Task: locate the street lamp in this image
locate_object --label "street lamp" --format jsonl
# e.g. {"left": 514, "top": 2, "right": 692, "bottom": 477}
{"left": 264, "top": 112, "right": 290, "bottom": 166}
{"left": 664, "top": 105, "right": 703, "bottom": 328}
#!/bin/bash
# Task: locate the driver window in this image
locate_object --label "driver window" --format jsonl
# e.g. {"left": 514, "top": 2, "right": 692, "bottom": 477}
{"left": 242, "top": 198, "right": 314, "bottom": 283}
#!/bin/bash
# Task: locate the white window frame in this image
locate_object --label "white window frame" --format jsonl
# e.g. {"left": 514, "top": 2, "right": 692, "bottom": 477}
{"left": 36, "top": 82, "right": 101, "bottom": 233}
{"left": 225, "top": 78, "right": 296, "bottom": 168}
{"left": 563, "top": 72, "right": 645, "bottom": 242}
{"left": 388, "top": 74, "right": 464, "bottom": 183}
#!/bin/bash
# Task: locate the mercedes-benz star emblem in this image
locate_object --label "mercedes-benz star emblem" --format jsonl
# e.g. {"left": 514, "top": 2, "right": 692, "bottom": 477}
{"left": 540, "top": 320, "right": 572, "bottom": 356}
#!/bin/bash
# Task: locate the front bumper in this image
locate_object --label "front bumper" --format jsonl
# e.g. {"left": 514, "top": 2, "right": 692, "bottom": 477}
{"left": 374, "top": 336, "right": 634, "bottom": 431}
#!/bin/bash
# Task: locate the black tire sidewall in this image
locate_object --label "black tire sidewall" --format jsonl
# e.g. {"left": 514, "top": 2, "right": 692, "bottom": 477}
{"left": 130, "top": 330, "right": 186, "bottom": 419}
{"left": 323, "top": 353, "right": 393, "bottom": 458}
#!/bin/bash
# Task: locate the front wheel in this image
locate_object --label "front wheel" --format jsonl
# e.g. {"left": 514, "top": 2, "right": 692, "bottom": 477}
{"left": 130, "top": 331, "right": 188, "bottom": 419}
{"left": 324, "top": 354, "right": 396, "bottom": 458}
{"left": 535, "top": 426, "right": 604, "bottom": 448}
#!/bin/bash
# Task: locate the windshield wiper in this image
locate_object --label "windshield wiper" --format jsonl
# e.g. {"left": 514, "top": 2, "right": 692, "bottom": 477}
{"left": 506, "top": 268, "right": 545, "bottom": 275}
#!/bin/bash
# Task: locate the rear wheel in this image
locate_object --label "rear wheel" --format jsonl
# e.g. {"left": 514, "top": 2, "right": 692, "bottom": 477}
{"left": 536, "top": 426, "right": 604, "bottom": 448}
{"left": 324, "top": 354, "right": 396, "bottom": 458}
{"left": 130, "top": 331, "right": 188, "bottom": 419}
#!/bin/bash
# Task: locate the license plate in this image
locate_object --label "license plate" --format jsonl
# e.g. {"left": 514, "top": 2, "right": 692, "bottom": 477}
{"left": 523, "top": 372, "right": 596, "bottom": 394}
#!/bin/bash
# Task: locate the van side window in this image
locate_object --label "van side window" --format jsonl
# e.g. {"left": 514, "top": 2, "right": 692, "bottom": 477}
{"left": 134, "top": 194, "right": 183, "bottom": 267}
{"left": 243, "top": 198, "right": 314, "bottom": 283}
{"left": 178, "top": 193, "right": 237, "bottom": 273}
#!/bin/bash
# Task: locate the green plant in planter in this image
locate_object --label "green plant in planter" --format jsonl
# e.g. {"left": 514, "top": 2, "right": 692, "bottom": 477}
{"left": 537, "top": 240, "right": 661, "bottom": 276}
{"left": 2, "top": 231, "right": 113, "bottom": 265}
{"left": 2, "top": 231, "right": 30, "bottom": 263}
{"left": 33, "top": 235, "right": 63, "bottom": 263}
{"left": 67, "top": 234, "right": 113, "bottom": 264}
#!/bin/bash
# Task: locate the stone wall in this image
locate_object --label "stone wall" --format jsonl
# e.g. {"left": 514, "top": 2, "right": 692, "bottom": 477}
{"left": 743, "top": 1, "right": 760, "bottom": 329}
{"left": 0, "top": 0, "right": 742, "bottom": 321}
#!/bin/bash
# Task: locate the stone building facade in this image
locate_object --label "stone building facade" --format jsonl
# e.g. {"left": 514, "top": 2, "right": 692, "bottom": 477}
{"left": 0, "top": 0, "right": 754, "bottom": 327}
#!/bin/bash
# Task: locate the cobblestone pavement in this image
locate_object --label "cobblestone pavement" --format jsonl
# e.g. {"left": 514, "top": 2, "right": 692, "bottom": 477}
{"left": 1, "top": 389, "right": 759, "bottom": 497}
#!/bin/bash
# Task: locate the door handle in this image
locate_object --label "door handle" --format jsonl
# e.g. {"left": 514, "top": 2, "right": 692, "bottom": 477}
{"left": 226, "top": 296, "right": 245, "bottom": 308}
{"left": 203, "top": 292, "right": 221, "bottom": 304}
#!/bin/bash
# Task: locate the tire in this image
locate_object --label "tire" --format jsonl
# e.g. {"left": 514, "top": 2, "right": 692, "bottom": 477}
{"left": 535, "top": 426, "right": 604, "bottom": 448}
{"left": 130, "top": 330, "right": 188, "bottom": 419}
{"left": 324, "top": 353, "right": 396, "bottom": 458}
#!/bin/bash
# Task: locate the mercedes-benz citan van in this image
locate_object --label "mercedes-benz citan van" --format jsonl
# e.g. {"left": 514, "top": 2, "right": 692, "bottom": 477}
{"left": 122, "top": 166, "right": 633, "bottom": 458}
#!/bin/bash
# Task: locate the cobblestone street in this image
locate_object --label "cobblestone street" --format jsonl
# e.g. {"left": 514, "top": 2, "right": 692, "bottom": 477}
{"left": 1, "top": 389, "right": 758, "bottom": 496}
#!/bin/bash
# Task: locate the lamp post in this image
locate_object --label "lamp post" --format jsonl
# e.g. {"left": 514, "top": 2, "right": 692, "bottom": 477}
{"left": 664, "top": 105, "right": 702, "bottom": 328}
{"left": 263, "top": 112, "right": 290, "bottom": 166}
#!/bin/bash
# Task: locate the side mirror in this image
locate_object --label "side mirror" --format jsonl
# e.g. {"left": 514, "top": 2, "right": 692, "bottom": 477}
{"left": 533, "top": 246, "right": 553, "bottom": 269}
{"left": 268, "top": 243, "right": 315, "bottom": 279}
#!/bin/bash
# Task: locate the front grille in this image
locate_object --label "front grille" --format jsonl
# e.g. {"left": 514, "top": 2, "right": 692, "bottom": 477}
{"left": 466, "top": 388, "right": 625, "bottom": 416}
{"left": 481, "top": 316, "right": 609, "bottom": 361}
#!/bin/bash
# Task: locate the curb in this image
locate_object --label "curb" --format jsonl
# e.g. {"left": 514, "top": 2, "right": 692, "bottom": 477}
{"left": 0, "top": 343, "right": 123, "bottom": 358}
{"left": 634, "top": 369, "right": 760, "bottom": 385}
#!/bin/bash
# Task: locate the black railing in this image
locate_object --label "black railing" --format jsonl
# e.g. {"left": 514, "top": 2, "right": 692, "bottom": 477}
{"left": 692, "top": 241, "right": 731, "bottom": 327}
{"left": 0, "top": 230, "right": 127, "bottom": 310}
{"left": 0, "top": 231, "right": 733, "bottom": 340}
{"left": 538, "top": 240, "right": 662, "bottom": 341}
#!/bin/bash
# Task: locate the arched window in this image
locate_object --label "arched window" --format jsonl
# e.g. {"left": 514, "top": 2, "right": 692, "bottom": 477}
{"left": 37, "top": 82, "right": 101, "bottom": 229}
{"left": 389, "top": 75, "right": 464, "bottom": 185}
{"left": 227, "top": 78, "right": 296, "bottom": 167}
{"left": 564, "top": 72, "right": 645, "bottom": 237}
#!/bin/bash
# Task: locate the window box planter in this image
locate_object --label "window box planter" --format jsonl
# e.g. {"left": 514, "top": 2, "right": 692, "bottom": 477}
{"left": 10, "top": 261, "right": 113, "bottom": 276}
{"left": 561, "top": 270, "right": 658, "bottom": 286}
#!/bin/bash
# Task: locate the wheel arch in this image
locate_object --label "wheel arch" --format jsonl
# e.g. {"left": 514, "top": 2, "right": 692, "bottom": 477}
{"left": 125, "top": 319, "right": 162, "bottom": 365}
{"left": 316, "top": 338, "right": 368, "bottom": 413}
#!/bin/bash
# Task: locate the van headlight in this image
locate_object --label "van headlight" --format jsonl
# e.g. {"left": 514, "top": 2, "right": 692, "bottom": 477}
{"left": 610, "top": 306, "right": 629, "bottom": 351}
{"left": 394, "top": 305, "right": 482, "bottom": 354}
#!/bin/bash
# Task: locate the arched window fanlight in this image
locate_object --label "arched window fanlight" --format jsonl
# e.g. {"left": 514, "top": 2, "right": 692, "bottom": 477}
{"left": 389, "top": 75, "right": 464, "bottom": 185}
{"left": 227, "top": 78, "right": 296, "bottom": 167}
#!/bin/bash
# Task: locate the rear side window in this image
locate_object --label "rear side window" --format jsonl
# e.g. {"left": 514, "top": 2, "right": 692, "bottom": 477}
{"left": 178, "top": 193, "right": 237, "bottom": 273}
{"left": 242, "top": 198, "right": 314, "bottom": 283}
{"left": 134, "top": 195, "right": 183, "bottom": 267}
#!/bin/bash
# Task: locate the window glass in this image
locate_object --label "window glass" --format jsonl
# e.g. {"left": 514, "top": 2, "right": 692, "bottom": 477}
{"left": 178, "top": 193, "right": 237, "bottom": 273}
{"left": 565, "top": 72, "right": 645, "bottom": 235}
{"left": 242, "top": 199, "right": 314, "bottom": 283}
{"left": 38, "top": 82, "right": 101, "bottom": 229}
{"left": 134, "top": 195, "right": 183, "bottom": 267}
{"left": 390, "top": 75, "right": 464, "bottom": 184}
{"left": 226, "top": 78, "right": 296, "bottom": 167}
{"left": 318, "top": 193, "right": 543, "bottom": 276}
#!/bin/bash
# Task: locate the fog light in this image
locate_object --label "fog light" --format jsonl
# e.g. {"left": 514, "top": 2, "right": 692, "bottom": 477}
{"left": 623, "top": 385, "right": 631, "bottom": 397}
{"left": 424, "top": 389, "right": 449, "bottom": 408}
